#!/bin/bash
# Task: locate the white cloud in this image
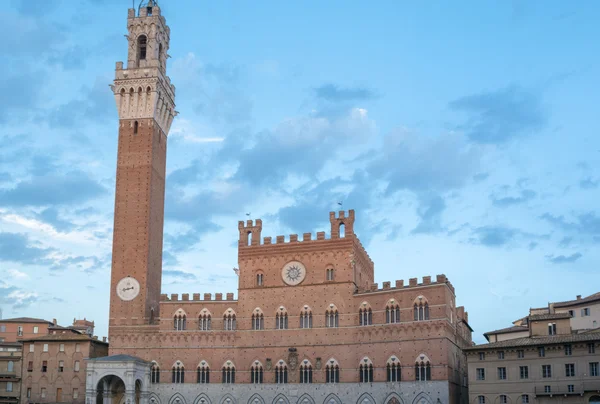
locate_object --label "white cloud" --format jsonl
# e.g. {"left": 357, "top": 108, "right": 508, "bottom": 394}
{"left": 6, "top": 269, "right": 29, "bottom": 280}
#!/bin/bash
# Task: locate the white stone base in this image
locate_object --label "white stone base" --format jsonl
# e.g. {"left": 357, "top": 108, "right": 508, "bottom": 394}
{"left": 149, "top": 382, "right": 449, "bottom": 404}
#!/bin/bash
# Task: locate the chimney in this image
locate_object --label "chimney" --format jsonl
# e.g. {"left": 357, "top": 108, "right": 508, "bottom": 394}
{"left": 102, "top": 337, "right": 107, "bottom": 343}
{"left": 577, "top": 295, "right": 582, "bottom": 300}
{"left": 53, "top": 318, "right": 57, "bottom": 326}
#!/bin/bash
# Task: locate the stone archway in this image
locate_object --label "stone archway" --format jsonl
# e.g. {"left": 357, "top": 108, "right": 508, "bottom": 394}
{"left": 86, "top": 355, "right": 151, "bottom": 404}
{"left": 589, "top": 396, "right": 600, "bottom": 404}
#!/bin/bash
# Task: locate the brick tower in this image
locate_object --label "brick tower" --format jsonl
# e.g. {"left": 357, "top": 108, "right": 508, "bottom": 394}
{"left": 108, "top": 1, "right": 176, "bottom": 330}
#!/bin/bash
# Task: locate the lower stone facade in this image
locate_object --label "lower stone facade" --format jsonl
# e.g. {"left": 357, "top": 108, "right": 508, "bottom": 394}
{"left": 148, "top": 382, "right": 449, "bottom": 404}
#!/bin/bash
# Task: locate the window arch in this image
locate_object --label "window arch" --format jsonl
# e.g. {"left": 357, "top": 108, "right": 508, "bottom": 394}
{"left": 173, "top": 309, "right": 187, "bottom": 331}
{"left": 477, "top": 396, "right": 486, "bottom": 404}
{"left": 222, "top": 361, "right": 235, "bottom": 384}
{"left": 386, "top": 356, "right": 401, "bottom": 382}
{"left": 250, "top": 360, "right": 264, "bottom": 384}
{"left": 172, "top": 361, "right": 184, "bottom": 384}
{"left": 275, "top": 360, "right": 288, "bottom": 384}
{"left": 137, "top": 35, "right": 147, "bottom": 61}
{"left": 276, "top": 307, "right": 288, "bottom": 329}
{"left": 359, "top": 357, "right": 374, "bottom": 383}
{"left": 499, "top": 395, "right": 508, "bottom": 404}
{"left": 247, "top": 231, "right": 252, "bottom": 246}
{"left": 325, "top": 358, "right": 340, "bottom": 384}
{"left": 133, "top": 120, "right": 139, "bottom": 135}
{"left": 326, "top": 267, "right": 335, "bottom": 281}
{"left": 386, "top": 299, "right": 400, "bottom": 324}
{"left": 339, "top": 223, "right": 345, "bottom": 238}
{"left": 359, "top": 302, "right": 372, "bottom": 326}
{"left": 252, "top": 308, "right": 264, "bottom": 330}
{"left": 256, "top": 272, "right": 264, "bottom": 286}
{"left": 300, "top": 306, "right": 313, "bottom": 329}
{"left": 197, "top": 361, "right": 209, "bottom": 384}
{"left": 151, "top": 361, "right": 160, "bottom": 384}
{"left": 223, "top": 309, "right": 236, "bottom": 331}
{"left": 198, "top": 309, "right": 211, "bottom": 331}
{"left": 326, "top": 304, "right": 339, "bottom": 328}
{"left": 299, "top": 360, "right": 312, "bottom": 384}
{"left": 520, "top": 394, "right": 529, "bottom": 403}
{"left": 413, "top": 296, "right": 430, "bottom": 321}
{"left": 415, "top": 354, "right": 431, "bottom": 381}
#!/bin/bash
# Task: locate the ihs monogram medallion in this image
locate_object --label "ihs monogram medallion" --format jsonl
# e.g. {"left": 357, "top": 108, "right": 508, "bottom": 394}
{"left": 281, "top": 261, "right": 307, "bottom": 286}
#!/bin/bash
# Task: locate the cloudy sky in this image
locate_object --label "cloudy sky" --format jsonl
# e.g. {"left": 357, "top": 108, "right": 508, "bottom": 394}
{"left": 1, "top": 0, "right": 599, "bottom": 343}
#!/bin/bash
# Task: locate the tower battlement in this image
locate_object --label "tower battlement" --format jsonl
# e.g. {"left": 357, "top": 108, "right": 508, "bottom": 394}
{"left": 238, "top": 210, "right": 357, "bottom": 249}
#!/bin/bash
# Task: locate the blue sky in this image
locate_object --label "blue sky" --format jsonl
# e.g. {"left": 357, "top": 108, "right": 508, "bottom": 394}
{"left": 1, "top": 0, "right": 599, "bottom": 343}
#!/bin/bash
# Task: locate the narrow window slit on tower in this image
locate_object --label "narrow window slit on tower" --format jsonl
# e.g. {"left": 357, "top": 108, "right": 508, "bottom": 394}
{"left": 138, "top": 35, "right": 147, "bottom": 61}
{"left": 134, "top": 121, "right": 139, "bottom": 135}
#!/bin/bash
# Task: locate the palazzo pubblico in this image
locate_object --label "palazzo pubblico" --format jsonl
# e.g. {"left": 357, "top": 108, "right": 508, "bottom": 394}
{"left": 85, "top": 2, "right": 473, "bottom": 404}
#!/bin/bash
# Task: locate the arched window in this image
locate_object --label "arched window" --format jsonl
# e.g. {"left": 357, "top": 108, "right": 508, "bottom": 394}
{"left": 326, "top": 305, "right": 339, "bottom": 328}
{"left": 300, "top": 306, "right": 313, "bottom": 329}
{"left": 199, "top": 310, "right": 211, "bottom": 331}
{"left": 250, "top": 361, "right": 264, "bottom": 384}
{"left": 359, "top": 358, "right": 374, "bottom": 383}
{"left": 151, "top": 361, "right": 160, "bottom": 384}
{"left": 133, "top": 120, "right": 139, "bottom": 135}
{"left": 326, "top": 268, "right": 334, "bottom": 281}
{"left": 413, "top": 296, "right": 429, "bottom": 321}
{"left": 276, "top": 307, "right": 288, "bottom": 330}
{"left": 247, "top": 231, "right": 252, "bottom": 246}
{"left": 386, "top": 300, "right": 400, "bottom": 324}
{"left": 173, "top": 311, "right": 186, "bottom": 331}
{"left": 359, "top": 303, "right": 372, "bottom": 326}
{"left": 137, "top": 35, "right": 147, "bottom": 61}
{"left": 158, "top": 43, "right": 163, "bottom": 68}
{"left": 299, "top": 360, "right": 312, "bottom": 384}
{"left": 339, "top": 223, "right": 345, "bottom": 238}
{"left": 222, "top": 361, "right": 235, "bottom": 384}
{"left": 520, "top": 394, "right": 529, "bottom": 403}
{"left": 197, "top": 361, "right": 209, "bottom": 384}
{"left": 252, "top": 308, "right": 264, "bottom": 330}
{"left": 275, "top": 360, "right": 288, "bottom": 384}
{"left": 499, "top": 395, "right": 507, "bottom": 404}
{"left": 325, "top": 359, "right": 340, "bottom": 383}
{"left": 477, "top": 396, "right": 486, "bottom": 404}
{"left": 172, "top": 361, "right": 184, "bottom": 384}
{"left": 415, "top": 354, "right": 431, "bottom": 381}
{"left": 386, "top": 356, "right": 401, "bottom": 382}
{"left": 256, "top": 273, "right": 263, "bottom": 286}
{"left": 223, "top": 309, "right": 236, "bottom": 331}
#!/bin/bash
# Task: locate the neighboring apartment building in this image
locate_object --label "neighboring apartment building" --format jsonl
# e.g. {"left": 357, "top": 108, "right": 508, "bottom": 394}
{"left": 0, "top": 319, "right": 54, "bottom": 343}
{"left": 20, "top": 332, "right": 108, "bottom": 404}
{"left": 466, "top": 296, "right": 600, "bottom": 404}
{"left": 0, "top": 341, "right": 22, "bottom": 404}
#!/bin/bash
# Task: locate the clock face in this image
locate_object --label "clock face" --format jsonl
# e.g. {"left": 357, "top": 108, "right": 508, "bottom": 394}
{"left": 281, "top": 261, "right": 306, "bottom": 286}
{"left": 116, "top": 277, "right": 140, "bottom": 301}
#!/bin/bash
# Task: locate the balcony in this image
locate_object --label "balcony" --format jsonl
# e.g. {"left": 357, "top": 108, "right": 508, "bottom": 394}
{"left": 535, "top": 381, "right": 600, "bottom": 396}
{"left": 0, "top": 373, "right": 20, "bottom": 382}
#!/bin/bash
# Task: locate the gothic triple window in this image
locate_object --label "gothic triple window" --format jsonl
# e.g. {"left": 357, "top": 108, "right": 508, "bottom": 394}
{"left": 387, "top": 356, "right": 401, "bottom": 382}
{"left": 359, "top": 304, "right": 372, "bottom": 326}
{"left": 173, "top": 312, "right": 186, "bottom": 331}
{"left": 325, "top": 359, "right": 340, "bottom": 383}
{"left": 275, "top": 361, "right": 288, "bottom": 384}
{"left": 252, "top": 309, "right": 264, "bottom": 330}
{"left": 386, "top": 300, "right": 400, "bottom": 324}
{"left": 223, "top": 311, "right": 236, "bottom": 331}
{"left": 276, "top": 308, "right": 288, "bottom": 329}
{"left": 414, "top": 297, "right": 430, "bottom": 321}
{"left": 222, "top": 362, "right": 235, "bottom": 384}
{"left": 151, "top": 362, "right": 160, "bottom": 384}
{"left": 250, "top": 361, "right": 264, "bottom": 384}
{"left": 197, "top": 362, "right": 210, "bottom": 384}
{"left": 300, "top": 307, "right": 313, "bottom": 329}
{"left": 199, "top": 312, "right": 211, "bottom": 331}
{"left": 325, "top": 306, "right": 339, "bottom": 328}
{"left": 300, "top": 361, "right": 313, "bottom": 384}
{"left": 359, "top": 358, "right": 374, "bottom": 383}
{"left": 415, "top": 355, "right": 432, "bottom": 381}
{"left": 172, "top": 361, "right": 184, "bottom": 384}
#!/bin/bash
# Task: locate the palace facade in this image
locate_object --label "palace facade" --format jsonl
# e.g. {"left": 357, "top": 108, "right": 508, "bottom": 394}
{"left": 85, "top": 2, "right": 473, "bottom": 404}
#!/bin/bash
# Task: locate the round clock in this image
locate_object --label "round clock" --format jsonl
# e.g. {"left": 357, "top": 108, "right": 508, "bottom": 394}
{"left": 281, "top": 261, "right": 306, "bottom": 286}
{"left": 116, "top": 277, "right": 140, "bottom": 301}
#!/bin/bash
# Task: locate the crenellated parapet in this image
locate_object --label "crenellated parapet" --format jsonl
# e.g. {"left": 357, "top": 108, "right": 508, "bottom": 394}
{"left": 160, "top": 293, "right": 237, "bottom": 302}
{"left": 357, "top": 274, "right": 452, "bottom": 294}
